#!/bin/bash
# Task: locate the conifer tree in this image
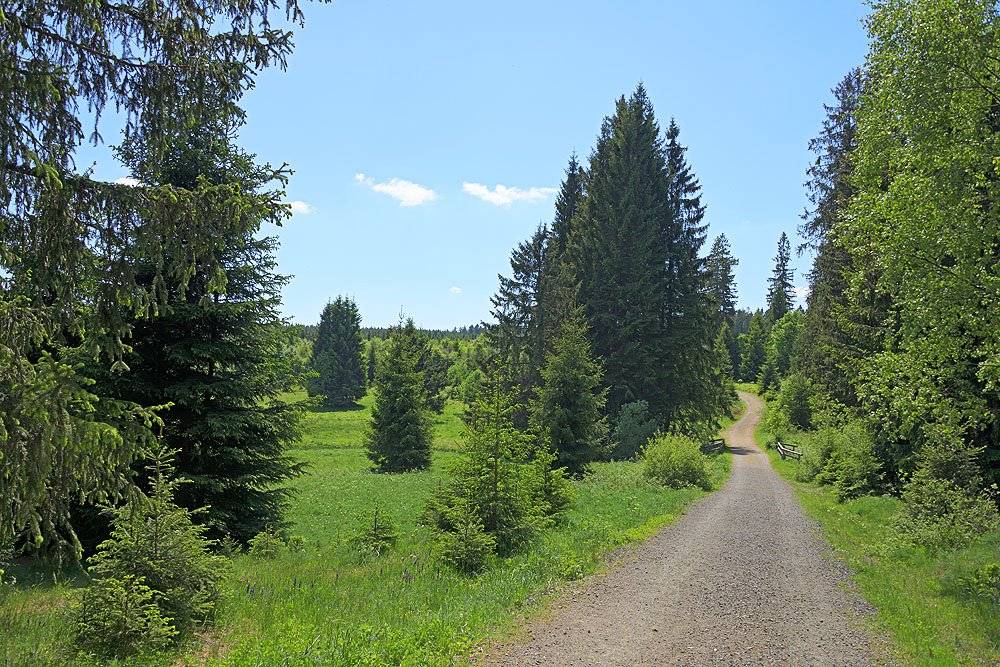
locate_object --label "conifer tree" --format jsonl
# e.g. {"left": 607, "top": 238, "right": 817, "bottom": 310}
{"left": 706, "top": 234, "right": 739, "bottom": 325}
{"left": 426, "top": 362, "right": 551, "bottom": 557}
{"left": 309, "top": 297, "right": 365, "bottom": 408}
{"left": 367, "top": 318, "right": 432, "bottom": 473}
{"left": 365, "top": 338, "right": 379, "bottom": 386}
{"left": 91, "top": 130, "right": 304, "bottom": 545}
{"left": 739, "top": 312, "right": 769, "bottom": 382}
{"left": 570, "top": 86, "right": 670, "bottom": 416}
{"left": 489, "top": 225, "right": 549, "bottom": 423}
{"left": 550, "top": 154, "right": 586, "bottom": 260}
{"left": 531, "top": 310, "right": 609, "bottom": 476}
{"left": 766, "top": 233, "right": 795, "bottom": 321}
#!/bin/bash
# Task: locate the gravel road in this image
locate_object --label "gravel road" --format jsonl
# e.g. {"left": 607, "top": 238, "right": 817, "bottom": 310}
{"left": 487, "top": 392, "right": 877, "bottom": 666}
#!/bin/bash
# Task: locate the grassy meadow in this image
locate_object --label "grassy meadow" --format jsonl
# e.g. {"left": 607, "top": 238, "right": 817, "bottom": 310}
{"left": 1, "top": 392, "right": 731, "bottom": 666}
{"left": 754, "top": 397, "right": 1000, "bottom": 667}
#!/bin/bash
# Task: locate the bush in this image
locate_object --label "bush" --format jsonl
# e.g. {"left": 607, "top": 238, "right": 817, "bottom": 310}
{"left": 611, "top": 401, "right": 660, "bottom": 460}
{"left": 777, "top": 373, "right": 814, "bottom": 429}
{"left": 73, "top": 575, "right": 177, "bottom": 659}
{"left": 963, "top": 562, "right": 1000, "bottom": 605}
{"left": 85, "top": 447, "right": 225, "bottom": 637}
{"left": 897, "top": 471, "right": 999, "bottom": 551}
{"left": 815, "top": 420, "right": 884, "bottom": 501}
{"left": 761, "top": 403, "right": 793, "bottom": 444}
{"left": 437, "top": 508, "right": 495, "bottom": 575}
{"left": 642, "top": 433, "right": 711, "bottom": 490}
{"left": 248, "top": 529, "right": 285, "bottom": 560}
{"left": 530, "top": 446, "right": 574, "bottom": 521}
{"left": 352, "top": 506, "right": 398, "bottom": 558}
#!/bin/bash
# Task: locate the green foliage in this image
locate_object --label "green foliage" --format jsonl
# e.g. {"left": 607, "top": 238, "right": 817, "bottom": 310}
{"left": 961, "top": 562, "right": 1000, "bottom": 605}
{"left": 72, "top": 575, "right": 177, "bottom": 659}
{"left": 814, "top": 420, "right": 884, "bottom": 502}
{"left": 772, "top": 372, "right": 814, "bottom": 430}
{"left": 436, "top": 506, "right": 496, "bottom": 575}
{"left": 898, "top": 471, "right": 999, "bottom": 552}
{"left": 706, "top": 234, "right": 739, "bottom": 324}
{"left": 758, "top": 311, "right": 804, "bottom": 393}
{"left": 309, "top": 296, "right": 366, "bottom": 408}
{"left": 529, "top": 446, "right": 575, "bottom": 521}
{"left": 1, "top": 0, "right": 304, "bottom": 564}
{"left": 765, "top": 232, "right": 795, "bottom": 321}
{"left": 642, "top": 433, "right": 711, "bottom": 490}
{"left": 531, "top": 311, "right": 608, "bottom": 476}
{"left": 248, "top": 530, "right": 286, "bottom": 560}
{"left": 611, "top": 400, "right": 661, "bottom": 461}
{"left": 352, "top": 506, "right": 398, "bottom": 559}
{"left": 426, "top": 366, "right": 551, "bottom": 558}
{"left": 86, "top": 447, "right": 226, "bottom": 636}
{"left": 738, "top": 311, "right": 768, "bottom": 382}
{"left": 366, "top": 318, "right": 432, "bottom": 473}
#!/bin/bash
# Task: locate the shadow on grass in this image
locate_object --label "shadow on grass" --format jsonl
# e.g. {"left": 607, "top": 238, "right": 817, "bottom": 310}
{"left": 311, "top": 400, "right": 366, "bottom": 414}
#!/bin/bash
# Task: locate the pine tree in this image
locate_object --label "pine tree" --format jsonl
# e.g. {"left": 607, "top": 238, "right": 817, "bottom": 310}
{"left": 426, "top": 362, "right": 549, "bottom": 557}
{"left": 706, "top": 234, "right": 739, "bottom": 325}
{"left": 309, "top": 297, "right": 365, "bottom": 408}
{"left": 489, "top": 225, "right": 549, "bottom": 424}
{"left": 367, "top": 318, "right": 432, "bottom": 473}
{"left": 92, "top": 131, "right": 304, "bottom": 545}
{"left": 531, "top": 310, "right": 608, "bottom": 476}
{"left": 658, "top": 120, "right": 724, "bottom": 425}
{"left": 570, "top": 86, "right": 670, "bottom": 416}
{"left": 0, "top": 0, "right": 303, "bottom": 561}
{"left": 766, "top": 232, "right": 795, "bottom": 321}
{"left": 550, "top": 153, "right": 586, "bottom": 260}
{"left": 799, "top": 69, "right": 862, "bottom": 406}
{"left": 739, "top": 312, "right": 768, "bottom": 382}
{"left": 365, "top": 338, "right": 379, "bottom": 386}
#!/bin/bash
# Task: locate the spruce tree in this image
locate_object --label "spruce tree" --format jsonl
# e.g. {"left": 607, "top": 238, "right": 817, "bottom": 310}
{"left": 570, "top": 86, "right": 670, "bottom": 416}
{"left": 489, "top": 225, "right": 549, "bottom": 424}
{"left": 658, "top": 120, "right": 724, "bottom": 425}
{"left": 365, "top": 338, "right": 379, "bottom": 386}
{"left": 92, "top": 131, "right": 304, "bottom": 545}
{"left": 309, "top": 297, "right": 365, "bottom": 408}
{"left": 531, "top": 310, "right": 609, "bottom": 476}
{"left": 766, "top": 232, "right": 795, "bottom": 321}
{"left": 367, "top": 318, "right": 432, "bottom": 473}
{"left": 799, "top": 69, "right": 862, "bottom": 406}
{"left": 739, "top": 312, "right": 769, "bottom": 382}
{"left": 706, "top": 234, "right": 739, "bottom": 325}
{"left": 550, "top": 153, "right": 586, "bottom": 260}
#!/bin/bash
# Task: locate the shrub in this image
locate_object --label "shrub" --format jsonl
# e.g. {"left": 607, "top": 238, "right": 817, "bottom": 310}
{"left": 816, "top": 420, "right": 884, "bottom": 501}
{"left": 777, "top": 373, "right": 814, "bottom": 429}
{"left": 897, "top": 472, "right": 999, "bottom": 551}
{"left": 963, "top": 562, "right": 1000, "bottom": 605}
{"left": 85, "top": 447, "right": 225, "bottom": 637}
{"left": 530, "top": 446, "right": 574, "bottom": 521}
{"left": 610, "top": 401, "right": 660, "bottom": 460}
{"left": 352, "top": 506, "right": 398, "bottom": 558}
{"left": 642, "top": 433, "right": 711, "bottom": 490}
{"left": 437, "top": 508, "right": 495, "bottom": 575}
{"left": 761, "top": 403, "right": 793, "bottom": 444}
{"left": 73, "top": 575, "right": 177, "bottom": 659}
{"left": 248, "top": 529, "right": 285, "bottom": 560}
{"left": 795, "top": 428, "right": 836, "bottom": 482}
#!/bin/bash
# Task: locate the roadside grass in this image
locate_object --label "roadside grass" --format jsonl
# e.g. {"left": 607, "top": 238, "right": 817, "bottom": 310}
{"left": 1, "top": 401, "right": 731, "bottom": 666}
{"left": 754, "top": 396, "right": 1000, "bottom": 667}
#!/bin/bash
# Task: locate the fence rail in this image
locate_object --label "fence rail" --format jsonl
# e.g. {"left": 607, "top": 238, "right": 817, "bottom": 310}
{"left": 701, "top": 438, "right": 726, "bottom": 454}
{"left": 775, "top": 441, "right": 802, "bottom": 461}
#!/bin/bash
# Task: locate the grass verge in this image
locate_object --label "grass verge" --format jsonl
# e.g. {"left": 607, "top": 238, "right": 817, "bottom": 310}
{"left": 1, "top": 404, "right": 730, "bottom": 666}
{"left": 753, "top": 394, "right": 1000, "bottom": 667}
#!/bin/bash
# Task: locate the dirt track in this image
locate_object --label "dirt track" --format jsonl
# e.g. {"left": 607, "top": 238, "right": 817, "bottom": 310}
{"left": 487, "top": 392, "right": 877, "bottom": 666}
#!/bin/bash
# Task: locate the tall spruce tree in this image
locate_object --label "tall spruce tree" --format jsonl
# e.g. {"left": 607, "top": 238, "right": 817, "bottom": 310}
{"left": 531, "top": 310, "right": 608, "bottom": 476}
{"left": 766, "top": 232, "right": 795, "bottom": 321}
{"left": 0, "top": 0, "right": 302, "bottom": 559}
{"left": 657, "top": 119, "right": 724, "bottom": 425}
{"left": 706, "top": 234, "right": 739, "bottom": 325}
{"left": 739, "top": 311, "right": 769, "bottom": 382}
{"left": 309, "top": 297, "right": 365, "bottom": 408}
{"left": 367, "top": 318, "right": 432, "bottom": 473}
{"left": 91, "top": 130, "right": 305, "bottom": 545}
{"left": 550, "top": 154, "right": 586, "bottom": 260}
{"left": 799, "top": 69, "right": 862, "bottom": 406}
{"left": 489, "top": 225, "right": 549, "bottom": 424}
{"left": 570, "top": 86, "right": 670, "bottom": 417}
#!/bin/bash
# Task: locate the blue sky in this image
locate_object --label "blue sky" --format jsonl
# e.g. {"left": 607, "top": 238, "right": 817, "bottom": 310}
{"left": 103, "top": 1, "right": 871, "bottom": 328}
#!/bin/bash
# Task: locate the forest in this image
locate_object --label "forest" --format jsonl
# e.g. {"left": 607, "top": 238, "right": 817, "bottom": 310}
{"left": 1, "top": 1, "right": 999, "bottom": 665}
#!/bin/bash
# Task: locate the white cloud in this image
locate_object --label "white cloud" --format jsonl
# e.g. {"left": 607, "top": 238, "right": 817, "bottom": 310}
{"left": 288, "top": 200, "right": 315, "bottom": 215}
{"left": 355, "top": 172, "right": 437, "bottom": 207}
{"left": 449, "top": 286, "right": 462, "bottom": 295}
{"left": 793, "top": 285, "right": 811, "bottom": 301}
{"left": 113, "top": 176, "right": 141, "bottom": 187}
{"left": 461, "top": 182, "right": 556, "bottom": 207}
